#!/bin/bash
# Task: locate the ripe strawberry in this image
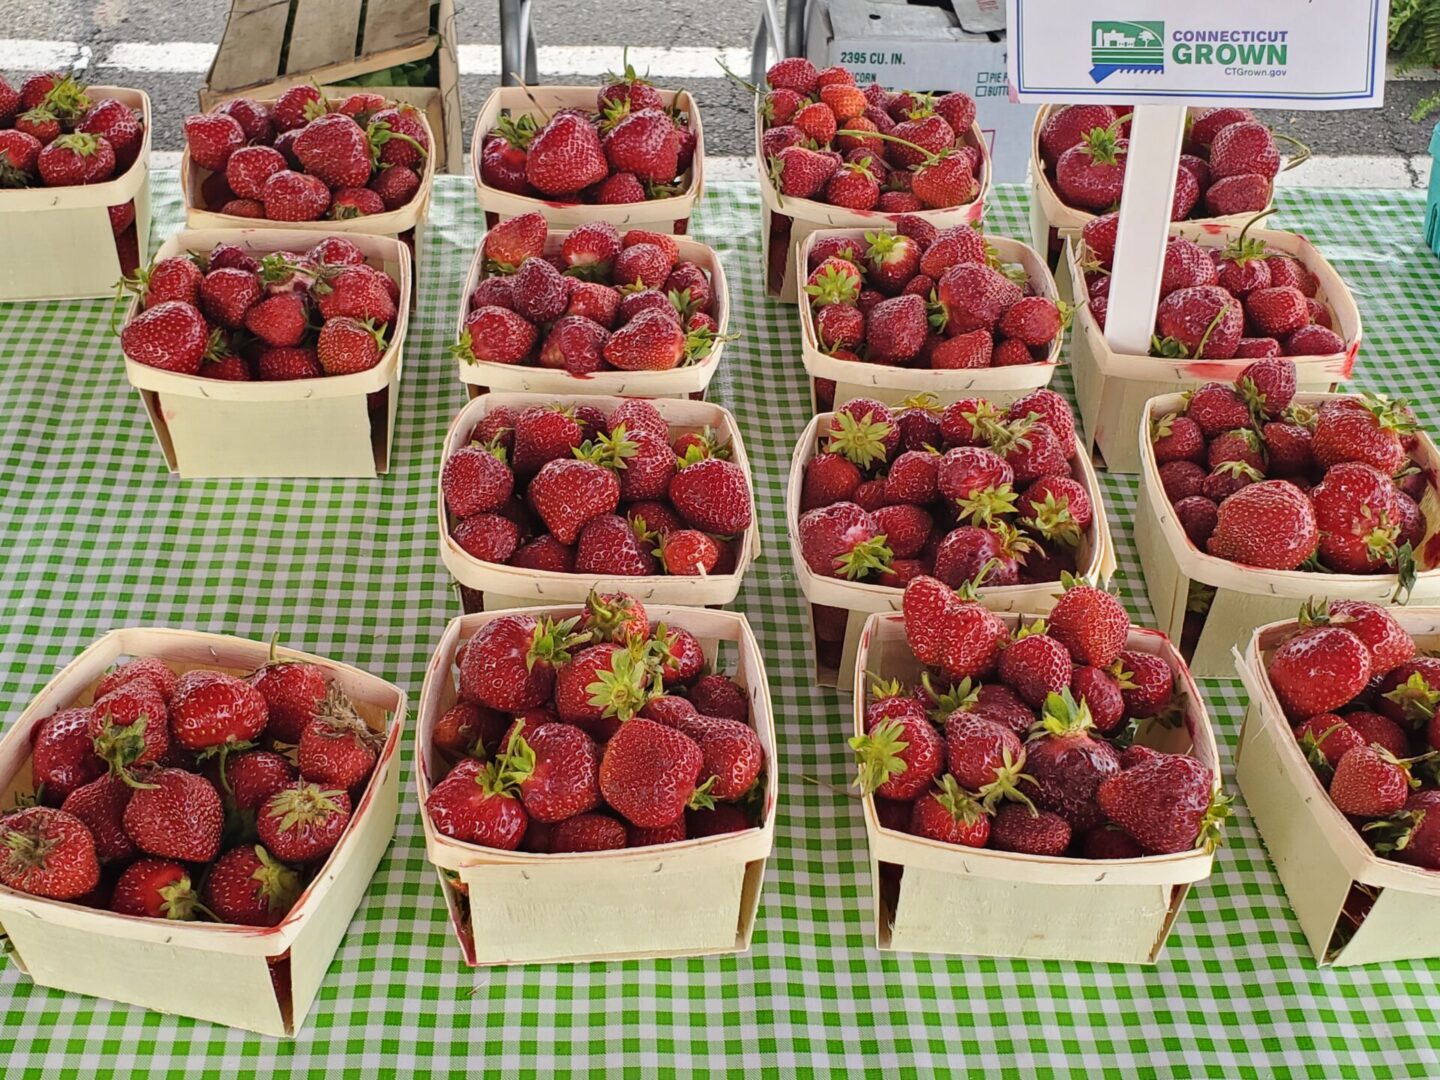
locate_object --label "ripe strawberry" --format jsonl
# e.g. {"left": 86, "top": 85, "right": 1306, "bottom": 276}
{"left": 312, "top": 263, "right": 395, "bottom": 324}
{"left": 89, "top": 682, "right": 169, "bottom": 773}
{"left": 1330, "top": 745, "right": 1413, "bottom": 817}
{"left": 1160, "top": 461, "right": 1206, "bottom": 501}
{"left": 865, "top": 294, "right": 929, "bottom": 364}
{"left": 455, "top": 305, "right": 537, "bottom": 365}
{"left": 603, "top": 107, "right": 679, "bottom": 183}
{"left": 1206, "top": 480, "right": 1318, "bottom": 570}
{"left": 990, "top": 803, "right": 1072, "bottom": 855}
{"left": 768, "top": 145, "right": 838, "bottom": 200}
{"left": 1268, "top": 254, "right": 1319, "bottom": 296}
{"left": 934, "top": 263, "right": 1022, "bottom": 335}
{"left": 224, "top": 144, "right": 286, "bottom": 201}
{"left": 197, "top": 267, "right": 261, "bottom": 330}
{"left": 1098, "top": 752, "right": 1225, "bottom": 854}
{"left": 61, "top": 772, "right": 137, "bottom": 860}
{"left": 241, "top": 291, "right": 308, "bottom": 348}
{"left": 369, "top": 104, "right": 429, "bottom": 167}
{"left": 120, "top": 300, "right": 209, "bottom": 375}
{"left": 528, "top": 453, "right": 621, "bottom": 544}
{"left": 1039, "top": 104, "right": 1118, "bottom": 162}
{"left": 123, "top": 768, "right": 224, "bottom": 862}
{"left": 215, "top": 97, "right": 274, "bottom": 143}
{"left": 1294, "top": 713, "right": 1366, "bottom": 770}
{"left": 943, "top": 712, "right": 1032, "bottom": 811}
{"left": 184, "top": 111, "right": 245, "bottom": 170}
{"left": 902, "top": 575, "right": 1009, "bottom": 680}
{"left": 0, "top": 128, "right": 42, "bottom": 183}
{"left": 1154, "top": 286, "right": 1243, "bottom": 359}
{"left": 547, "top": 813, "right": 626, "bottom": 852}
{"left": 669, "top": 457, "right": 752, "bottom": 534}
{"left": 1285, "top": 325, "right": 1345, "bottom": 357}
{"left": 1210, "top": 121, "right": 1281, "bottom": 180}
{"left": 459, "top": 613, "right": 584, "bottom": 712}
{"left": 16, "top": 108, "right": 60, "bottom": 146}
{"left": 599, "top": 56, "right": 665, "bottom": 112}
{"left": 1160, "top": 237, "right": 1219, "bottom": 295}
{"left": 32, "top": 706, "right": 105, "bottom": 806}
{"left": 998, "top": 297, "right": 1061, "bottom": 348}
{"left": 574, "top": 514, "right": 656, "bottom": 576}
{"left": 291, "top": 112, "right": 372, "bottom": 189}
{"left": 1246, "top": 286, "right": 1310, "bottom": 338}
{"left": 257, "top": 782, "right": 351, "bottom": 863}
{"left": 686, "top": 675, "right": 747, "bottom": 723}
{"left": 693, "top": 716, "right": 763, "bottom": 801}
{"left": 526, "top": 111, "right": 608, "bottom": 195}
{"left": 512, "top": 406, "right": 583, "bottom": 475}
{"left": 330, "top": 186, "right": 386, "bottom": 218}
{"left": 767, "top": 57, "right": 819, "bottom": 96}
{"left": 1347, "top": 712, "right": 1409, "bottom": 758}
{"left": 273, "top": 84, "right": 326, "bottom": 131}
{"left": 1186, "top": 383, "right": 1251, "bottom": 437}
{"left": 798, "top": 502, "right": 890, "bottom": 580}
{"left": 258, "top": 346, "right": 323, "bottom": 380}
{"left": 1047, "top": 579, "right": 1129, "bottom": 667}
{"left": 1268, "top": 624, "right": 1372, "bottom": 720}
{"left": 909, "top": 776, "right": 991, "bottom": 847}
{"left": 0, "top": 807, "right": 100, "bottom": 900}
{"left": 1236, "top": 355, "right": 1297, "bottom": 420}
{"left": 1312, "top": 462, "right": 1404, "bottom": 574}
{"left": 204, "top": 844, "right": 301, "bottom": 925}
{"left": 246, "top": 656, "right": 327, "bottom": 746}
{"left": 37, "top": 132, "right": 115, "bottom": 186}
{"left": 110, "top": 858, "right": 204, "bottom": 920}
{"left": 999, "top": 624, "right": 1074, "bottom": 708}
{"left": 1324, "top": 599, "right": 1414, "bottom": 677}
{"left": 442, "top": 442, "right": 514, "bottom": 518}
{"left": 221, "top": 749, "right": 299, "bottom": 813}
{"left": 1311, "top": 396, "right": 1410, "bottom": 474}
{"left": 77, "top": 100, "right": 138, "bottom": 169}
{"left": 1006, "top": 390, "right": 1076, "bottom": 454}
{"left": 652, "top": 528, "right": 719, "bottom": 575}
{"left": 262, "top": 169, "right": 331, "bottom": 220}
{"left": 317, "top": 317, "right": 387, "bottom": 375}
{"left": 1020, "top": 690, "right": 1120, "bottom": 831}
{"left": 290, "top": 703, "right": 375, "bottom": 803}
{"left": 599, "top": 718, "right": 706, "bottom": 828}
{"left": 851, "top": 710, "right": 943, "bottom": 802}
{"left": 1055, "top": 125, "right": 1127, "bottom": 209}
{"left": 1205, "top": 174, "right": 1272, "bottom": 217}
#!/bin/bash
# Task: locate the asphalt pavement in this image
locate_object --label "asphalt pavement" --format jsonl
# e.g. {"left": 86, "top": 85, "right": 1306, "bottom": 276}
{"left": 3, "top": 0, "right": 1439, "bottom": 169}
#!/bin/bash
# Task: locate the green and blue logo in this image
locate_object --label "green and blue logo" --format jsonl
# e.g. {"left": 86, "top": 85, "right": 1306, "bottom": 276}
{"left": 1090, "top": 20, "right": 1165, "bottom": 83}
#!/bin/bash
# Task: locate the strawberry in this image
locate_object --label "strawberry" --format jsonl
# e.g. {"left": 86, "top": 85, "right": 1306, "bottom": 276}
{"left": 369, "top": 104, "right": 429, "bottom": 168}
{"left": 0, "top": 129, "right": 42, "bottom": 184}
{"left": 1054, "top": 125, "right": 1127, "bottom": 209}
{"left": 550, "top": 813, "right": 627, "bottom": 852}
{"left": 882, "top": 450, "right": 937, "bottom": 506}
{"left": 909, "top": 776, "right": 991, "bottom": 847}
{"left": 1370, "top": 790, "right": 1440, "bottom": 869}
{"left": 933, "top": 263, "right": 1022, "bottom": 335}
{"left": 262, "top": 170, "right": 331, "bottom": 221}
{"left": 259, "top": 346, "right": 323, "bottom": 380}
{"left": 296, "top": 689, "right": 380, "bottom": 788}
{"left": 865, "top": 294, "right": 929, "bottom": 363}
{"left": 851, "top": 710, "right": 943, "bottom": 801}
{"left": 0, "top": 807, "right": 100, "bottom": 900}
{"left": 1020, "top": 476, "right": 1091, "bottom": 548}
{"left": 513, "top": 406, "right": 583, "bottom": 474}
{"left": 1070, "top": 665, "right": 1126, "bottom": 734}
{"left": 654, "top": 529, "right": 721, "bottom": 575}
{"left": 184, "top": 111, "right": 245, "bottom": 170}
{"left": 120, "top": 300, "right": 209, "bottom": 375}
{"left": 1311, "top": 395, "right": 1411, "bottom": 474}
{"left": 510, "top": 256, "right": 570, "bottom": 323}
{"left": 312, "top": 263, "right": 395, "bottom": 323}
{"left": 31, "top": 707, "right": 105, "bottom": 805}
{"left": 1039, "top": 104, "right": 1118, "bottom": 162}
{"left": 1174, "top": 496, "right": 1219, "bottom": 546}
{"left": 1207, "top": 429, "right": 1264, "bottom": 471}
{"left": 1269, "top": 255, "right": 1319, "bottom": 296}
{"left": 990, "top": 803, "right": 1071, "bottom": 855}
{"left": 111, "top": 858, "right": 205, "bottom": 920}
{"left": 1047, "top": 578, "right": 1129, "bottom": 667}
{"left": 482, "top": 212, "right": 547, "bottom": 271}
{"left": 997, "top": 619, "right": 1073, "bottom": 706}
{"left": 1020, "top": 690, "right": 1120, "bottom": 831}
{"left": 1160, "top": 237, "right": 1219, "bottom": 296}
{"left": 1322, "top": 599, "right": 1414, "bottom": 677}
{"left": 198, "top": 267, "right": 262, "bottom": 329}
{"left": 600, "top": 718, "right": 706, "bottom": 827}
{"left": 1347, "top": 712, "right": 1409, "bottom": 757}
{"left": 694, "top": 717, "right": 763, "bottom": 800}
{"left": 221, "top": 749, "right": 299, "bottom": 812}
{"left": 1295, "top": 713, "right": 1366, "bottom": 770}
{"left": 943, "top": 712, "right": 1032, "bottom": 811}
{"left": 526, "top": 112, "right": 608, "bottom": 195}
{"left": 257, "top": 782, "right": 351, "bottom": 863}
{"left": 459, "top": 614, "right": 584, "bottom": 712}
{"left": 529, "top": 452, "right": 622, "bottom": 544}
{"left": 652, "top": 625, "right": 705, "bottom": 688}
{"left": 600, "top": 55, "right": 666, "bottom": 112}
{"left": 767, "top": 57, "right": 820, "bottom": 96}
{"left": 689, "top": 674, "right": 749, "bottom": 722}
{"left": 1245, "top": 286, "right": 1309, "bottom": 338}
{"left": 902, "top": 575, "right": 1009, "bottom": 681}
{"left": 565, "top": 281, "right": 621, "bottom": 328}
{"left": 123, "top": 768, "right": 224, "bottom": 862}
{"left": 317, "top": 317, "right": 387, "bottom": 375}
{"left": 368, "top": 162, "right": 420, "bottom": 209}
{"left": 1210, "top": 121, "right": 1281, "bottom": 180}
{"left": 455, "top": 306, "right": 537, "bottom": 365}
{"left": 768, "top": 145, "right": 838, "bottom": 199}
{"left": 1285, "top": 325, "right": 1345, "bottom": 356}
{"left": 37, "top": 132, "right": 115, "bottom": 186}
{"left": 88, "top": 682, "right": 169, "bottom": 774}
{"left": 224, "top": 145, "right": 286, "bottom": 201}
{"left": 60, "top": 772, "right": 137, "bottom": 860}
{"left": 603, "top": 107, "right": 679, "bottom": 182}
{"left": 336, "top": 91, "right": 386, "bottom": 122}
{"left": 510, "top": 721, "right": 600, "bottom": 822}
{"left": 1205, "top": 174, "right": 1272, "bottom": 217}
{"left": 1097, "top": 752, "right": 1226, "bottom": 854}
{"left": 574, "top": 591, "right": 647, "bottom": 646}
{"left": 215, "top": 97, "right": 274, "bottom": 143}
{"left": 330, "top": 187, "right": 385, "bottom": 218}
{"left": 273, "top": 84, "right": 326, "bottom": 131}
{"left": 1160, "top": 461, "right": 1206, "bottom": 501}
{"left": 602, "top": 307, "right": 685, "bottom": 371}
{"left": 1186, "top": 383, "right": 1251, "bottom": 437}
{"left": 872, "top": 504, "right": 931, "bottom": 559}
{"left": 241, "top": 291, "right": 308, "bottom": 347}
{"left": 798, "top": 502, "right": 890, "bottom": 580}
{"left": 575, "top": 514, "right": 657, "bottom": 576}
{"left": 203, "top": 844, "right": 301, "bottom": 926}
{"left": 443, "top": 443, "right": 514, "bottom": 518}
{"left": 1206, "top": 480, "right": 1318, "bottom": 570}
{"left": 1380, "top": 657, "right": 1440, "bottom": 728}
{"left": 669, "top": 457, "right": 752, "bottom": 534}
{"left": 248, "top": 655, "right": 329, "bottom": 746}
{"left": 292, "top": 113, "right": 371, "bottom": 188}
{"left": 1329, "top": 745, "right": 1414, "bottom": 817}
{"left": 16, "top": 108, "right": 60, "bottom": 147}
{"left": 1312, "top": 462, "right": 1405, "bottom": 574}
{"left": 1268, "top": 623, "right": 1372, "bottom": 719}
{"left": 1236, "top": 356, "right": 1297, "bottom": 420}
{"left": 1153, "top": 286, "right": 1243, "bottom": 359}
{"left": 998, "top": 297, "right": 1061, "bottom": 348}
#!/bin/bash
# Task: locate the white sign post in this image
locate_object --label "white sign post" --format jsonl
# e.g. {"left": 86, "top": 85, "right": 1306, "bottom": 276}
{"left": 1005, "top": 0, "right": 1390, "bottom": 357}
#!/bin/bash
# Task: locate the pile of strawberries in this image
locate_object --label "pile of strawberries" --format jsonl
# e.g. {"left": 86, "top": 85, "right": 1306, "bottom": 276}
{"left": 479, "top": 63, "right": 696, "bottom": 205}
{"left": 0, "top": 71, "right": 145, "bottom": 235}
{"left": 183, "top": 88, "right": 428, "bottom": 221}
{"left": 455, "top": 212, "right": 725, "bottom": 374}
{"left": 757, "top": 58, "right": 981, "bottom": 212}
{"left": 798, "top": 390, "right": 1094, "bottom": 646}
{"left": 1151, "top": 358, "right": 1428, "bottom": 588}
{"left": 2, "top": 651, "right": 383, "bottom": 926}
{"left": 443, "top": 397, "right": 753, "bottom": 577}
{"left": 425, "top": 593, "right": 764, "bottom": 853}
{"left": 1039, "top": 104, "right": 1299, "bottom": 220}
{"left": 119, "top": 235, "right": 400, "bottom": 383}
{"left": 1267, "top": 600, "right": 1440, "bottom": 871}
{"left": 854, "top": 573, "right": 1225, "bottom": 858}
{"left": 802, "top": 219, "right": 1063, "bottom": 405}
{"left": 1078, "top": 213, "right": 1343, "bottom": 360}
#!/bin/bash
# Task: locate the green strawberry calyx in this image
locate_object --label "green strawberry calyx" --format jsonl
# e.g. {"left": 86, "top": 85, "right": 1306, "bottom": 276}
{"left": 1033, "top": 688, "right": 1096, "bottom": 738}
{"left": 585, "top": 644, "right": 657, "bottom": 722}
{"left": 931, "top": 774, "right": 991, "bottom": 825}
{"left": 526, "top": 616, "right": 589, "bottom": 672}
{"left": 825, "top": 410, "right": 894, "bottom": 471}
{"left": 848, "top": 717, "right": 910, "bottom": 795}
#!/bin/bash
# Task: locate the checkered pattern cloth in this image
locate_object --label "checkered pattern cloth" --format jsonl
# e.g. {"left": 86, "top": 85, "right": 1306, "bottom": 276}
{"left": 2, "top": 174, "right": 1439, "bottom": 1076}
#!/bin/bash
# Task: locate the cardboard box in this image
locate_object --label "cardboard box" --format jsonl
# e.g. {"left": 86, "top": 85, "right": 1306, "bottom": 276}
{"left": 0, "top": 628, "right": 406, "bottom": 1036}
{"left": 200, "top": 0, "right": 462, "bottom": 174}
{"left": 804, "top": 0, "right": 1040, "bottom": 182}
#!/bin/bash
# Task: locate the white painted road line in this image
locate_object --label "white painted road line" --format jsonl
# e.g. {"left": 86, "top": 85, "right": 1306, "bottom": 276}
{"left": 85, "top": 40, "right": 752, "bottom": 80}
{"left": 0, "top": 39, "right": 88, "bottom": 70}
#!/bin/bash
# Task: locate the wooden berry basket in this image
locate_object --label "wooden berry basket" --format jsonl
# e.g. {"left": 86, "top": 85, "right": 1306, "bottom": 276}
{"left": 415, "top": 605, "right": 777, "bottom": 966}
{"left": 440, "top": 391, "right": 762, "bottom": 610}
{"left": 0, "top": 627, "right": 406, "bottom": 1037}
{"left": 471, "top": 86, "right": 704, "bottom": 234}
{"left": 856, "top": 609, "right": 1220, "bottom": 963}
{"left": 795, "top": 228, "right": 1061, "bottom": 414}
{"left": 1028, "top": 104, "right": 1257, "bottom": 268}
{"left": 1235, "top": 610, "right": 1440, "bottom": 965}
{"left": 0, "top": 87, "right": 153, "bottom": 302}
{"left": 1135, "top": 391, "right": 1440, "bottom": 679}
{"left": 1068, "top": 222, "right": 1361, "bottom": 475}
{"left": 121, "top": 228, "right": 411, "bottom": 479}
{"left": 180, "top": 102, "right": 436, "bottom": 238}
{"left": 785, "top": 412, "right": 1117, "bottom": 689}
{"left": 455, "top": 228, "right": 729, "bottom": 399}
{"left": 757, "top": 98, "right": 991, "bottom": 302}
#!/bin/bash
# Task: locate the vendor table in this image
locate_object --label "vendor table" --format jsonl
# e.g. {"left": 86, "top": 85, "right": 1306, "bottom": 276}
{"left": 3, "top": 174, "right": 1440, "bottom": 1076}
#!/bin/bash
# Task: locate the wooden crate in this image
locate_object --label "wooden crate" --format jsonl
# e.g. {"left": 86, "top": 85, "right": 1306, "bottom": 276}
{"left": 0, "top": 627, "right": 406, "bottom": 1037}
{"left": 455, "top": 228, "right": 729, "bottom": 399}
{"left": 472, "top": 86, "right": 704, "bottom": 233}
{"left": 758, "top": 99, "right": 991, "bottom": 302}
{"left": 856, "top": 610, "right": 1220, "bottom": 963}
{"left": 122, "top": 228, "right": 411, "bottom": 479}
{"left": 794, "top": 228, "right": 1060, "bottom": 413}
{"left": 785, "top": 412, "right": 1117, "bottom": 689}
{"left": 199, "top": 0, "right": 462, "bottom": 174}
{"left": 1067, "top": 223, "right": 1361, "bottom": 474}
{"left": 440, "top": 391, "right": 761, "bottom": 610}
{"left": 415, "top": 605, "right": 777, "bottom": 965}
{"left": 0, "top": 87, "right": 152, "bottom": 302}
{"left": 1235, "top": 611, "right": 1440, "bottom": 965}
{"left": 1135, "top": 391, "right": 1440, "bottom": 678}
{"left": 1027, "top": 104, "right": 1257, "bottom": 265}
{"left": 181, "top": 105, "right": 436, "bottom": 238}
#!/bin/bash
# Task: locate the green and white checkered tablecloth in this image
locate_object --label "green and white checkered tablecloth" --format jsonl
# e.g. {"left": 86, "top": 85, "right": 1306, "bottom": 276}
{"left": 3, "top": 173, "right": 1440, "bottom": 1077}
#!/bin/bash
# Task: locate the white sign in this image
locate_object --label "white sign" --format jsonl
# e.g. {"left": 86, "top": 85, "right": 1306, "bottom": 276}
{"left": 1005, "top": 0, "right": 1388, "bottom": 109}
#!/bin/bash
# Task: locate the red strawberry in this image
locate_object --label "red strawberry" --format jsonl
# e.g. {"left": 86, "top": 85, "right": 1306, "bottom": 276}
{"left": 0, "top": 129, "right": 44, "bottom": 183}
{"left": 123, "top": 768, "right": 224, "bottom": 862}
{"left": 459, "top": 614, "right": 583, "bottom": 712}
{"left": 184, "top": 111, "right": 245, "bottom": 171}
{"left": 1206, "top": 479, "right": 1318, "bottom": 570}
{"left": 257, "top": 782, "right": 351, "bottom": 863}
{"left": 943, "top": 712, "right": 1031, "bottom": 809}
{"left": 902, "top": 575, "right": 1009, "bottom": 680}
{"left": 603, "top": 107, "right": 679, "bottom": 182}
{"left": 1047, "top": 579, "right": 1129, "bottom": 667}
{"left": 31, "top": 707, "right": 105, "bottom": 805}
{"left": 1245, "top": 286, "right": 1309, "bottom": 338}
{"left": 864, "top": 294, "right": 929, "bottom": 364}
{"left": 1323, "top": 599, "right": 1414, "bottom": 677}
{"left": 1205, "top": 174, "right": 1272, "bottom": 217}
{"left": 1054, "top": 126, "right": 1127, "bottom": 209}
{"left": 369, "top": 104, "right": 430, "bottom": 168}
{"left": 0, "top": 807, "right": 100, "bottom": 900}
{"left": 215, "top": 97, "right": 274, "bottom": 143}
{"left": 1311, "top": 396, "right": 1411, "bottom": 474}
{"left": 221, "top": 749, "right": 299, "bottom": 812}
{"left": 934, "top": 263, "right": 1022, "bottom": 334}
{"left": 224, "top": 145, "right": 286, "bottom": 201}
{"left": 998, "top": 297, "right": 1061, "bottom": 348}
{"left": 1039, "top": 104, "right": 1118, "bottom": 162}
{"left": 88, "top": 682, "right": 169, "bottom": 773}
{"left": 599, "top": 718, "right": 706, "bottom": 827}
{"left": 1160, "top": 237, "right": 1219, "bottom": 296}
{"left": 247, "top": 655, "right": 328, "bottom": 745}
{"left": 1268, "top": 624, "right": 1372, "bottom": 719}
{"left": 551, "top": 813, "right": 627, "bottom": 852}
{"left": 998, "top": 624, "right": 1074, "bottom": 708}
{"left": 767, "top": 57, "right": 819, "bottom": 96}
{"left": 908, "top": 777, "right": 991, "bottom": 847}
{"left": 111, "top": 858, "right": 205, "bottom": 920}
{"left": 1186, "top": 383, "right": 1251, "bottom": 438}
{"left": 38, "top": 132, "right": 115, "bottom": 186}
{"left": 259, "top": 346, "right": 323, "bottom": 380}
{"left": 512, "top": 406, "right": 583, "bottom": 475}
{"left": 296, "top": 690, "right": 380, "bottom": 788}
{"left": 529, "top": 455, "right": 621, "bottom": 544}
{"left": 669, "top": 457, "right": 752, "bottom": 534}
{"left": 293, "top": 113, "right": 371, "bottom": 189}
{"left": 526, "top": 112, "right": 608, "bottom": 195}
{"left": 273, "top": 84, "right": 326, "bottom": 131}
{"left": 1097, "top": 752, "right": 1225, "bottom": 853}
{"left": 768, "top": 145, "right": 838, "bottom": 199}
{"left": 1154, "top": 286, "right": 1243, "bottom": 359}
{"left": 60, "top": 772, "right": 137, "bottom": 860}
{"left": 455, "top": 306, "right": 537, "bottom": 365}
{"left": 1020, "top": 690, "right": 1120, "bottom": 831}
{"left": 990, "top": 803, "right": 1071, "bottom": 855}
{"left": 262, "top": 169, "right": 331, "bottom": 220}
{"left": 798, "top": 502, "right": 890, "bottom": 581}
{"left": 204, "top": 844, "right": 301, "bottom": 925}
{"left": 851, "top": 711, "right": 943, "bottom": 801}
{"left": 1311, "top": 462, "right": 1405, "bottom": 574}
{"left": 1294, "top": 714, "right": 1366, "bottom": 769}
{"left": 317, "top": 317, "right": 387, "bottom": 375}
{"left": 1210, "top": 121, "right": 1281, "bottom": 180}
{"left": 443, "top": 443, "right": 514, "bottom": 518}
{"left": 120, "top": 300, "right": 210, "bottom": 375}
{"left": 694, "top": 717, "right": 763, "bottom": 801}
{"left": 690, "top": 674, "right": 750, "bottom": 724}
{"left": 1329, "top": 745, "right": 1413, "bottom": 817}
